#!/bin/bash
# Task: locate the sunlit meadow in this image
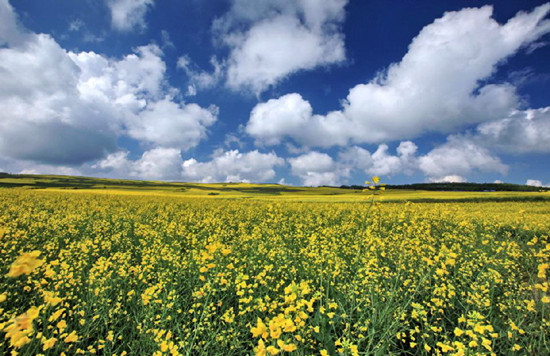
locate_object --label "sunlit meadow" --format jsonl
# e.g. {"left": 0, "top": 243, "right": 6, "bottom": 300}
{"left": 1, "top": 184, "right": 549, "bottom": 355}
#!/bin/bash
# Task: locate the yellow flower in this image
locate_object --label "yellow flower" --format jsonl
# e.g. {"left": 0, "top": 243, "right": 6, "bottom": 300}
{"left": 283, "top": 319, "right": 296, "bottom": 332}
{"left": 43, "top": 291, "right": 63, "bottom": 306}
{"left": 542, "top": 296, "right": 550, "bottom": 304}
{"left": 251, "top": 318, "right": 268, "bottom": 339}
{"left": 538, "top": 263, "right": 549, "bottom": 279}
{"left": 424, "top": 344, "right": 431, "bottom": 352}
{"left": 254, "top": 339, "right": 267, "bottom": 356}
{"left": 3, "top": 306, "right": 41, "bottom": 348}
{"left": 436, "top": 342, "right": 455, "bottom": 352}
{"left": 64, "top": 331, "right": 79, "bottom": 343}
{"left": 10, "top": 334, "right": 31, "bottom": 348}
{"left": 266, "top": 346, "right": 280, "bottom": 355}
{"left": 44, "top": 265, "right": 56, "bottom": 278}
{"left": 277, "top": 340, "right": 297, "bottom": 352}
{"left": 0, "top": 293, "right": 6, "bottom": 303}
{"left": 7, "top": 251, "right": 44, "bottom": 277}
{"left": 57, "top": 320, "right": 67, "bottom": 331}
{"left": 269, "top": 324, "right": 282, "bottom": 339}
{"left": 49, "top": 308, "right": 66, "bottom": 322}
{"left": 481, "top": 338, "right": 492, "bottom": 351}
{"left": 42, "top": 337, "right": 57, "bottom": 351}
{"left": 320, "top": 350, "right": 329, "bottom": 356}
{"left": 372, "top": 176, "right": 380, "bottom": 184}
{"left": 454, "top": 327, "right": 464, "bottom": 336}
{"left": 474, "top": 324, "right": 486, "bottom": 334}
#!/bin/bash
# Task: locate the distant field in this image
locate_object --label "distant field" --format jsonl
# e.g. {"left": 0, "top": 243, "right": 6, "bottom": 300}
{"left": 0, "top": 175, "right": 549, "bottom": 355}
{"left": 1, "top": 174, "right": 549, "bottom": 202}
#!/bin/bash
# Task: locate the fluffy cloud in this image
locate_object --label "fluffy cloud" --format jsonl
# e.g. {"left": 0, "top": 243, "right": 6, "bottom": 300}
{"left": 0, "top": 32, "right": 117, "bottom": 164}
{"left": 93, "top": 151, "right": 131, "bottom": 172}
{"left": 246, "top": 4, "right": 550, "bottom": 146}
{"left": 288, "top": 151, "right": 347, "bottom": 186}
{"left": 126, "top": 99, "right": 218, "bottom": 150}
{"left": 0, "top": 156, "right": 82, "bottom": 176}
{"left": 526, "top": 179, "right": 543, "bottom": 187}
{"left": 0, "top": 2, "right": 216, "bottom": 166}
{"left": 177, "top": 55, "right": 224, "bottom": 95}
{"left": 214, "top": 0, "right": 347, "bottom": 94}
{"left": 430, "top": 175, "right": 467, "bottom": 183}
{"left": 369, "top": 142, "right": 418, "bottom": 176}
{"left": 287, "top": 138, "right": 507, "bottom": 186}
{"left": 418, "top": 137, "right": 507, "bottom": 182}
{"left": 181, "top": 149, "right": 284, "bottom": 183}
{"left": 0, "top": 0, "right": 21, "bottom": 45}
{"left": 93, "top": 148, "right": 183, "bottom": 180}
{"left": 246, "top": 93, "right": 313, "bottom": 146}
{"left": 96, "top": 149, "right": 284, "bottom": 182}
{"left": 131, "top": 148, "right": 183, "bottom": 180}
{"left": 73, "top": 45, "right": 218, "bottom": 151}
{"left": 475, "top": 107, "right": 550, "bottom": 153}
{"left": 338, "top": 142, "right": 418, "bottom": 177}
{"left": 106, "top": 0, "right": 154, "bottom": 32}
{"left": 337, "top": 146, "right": 373, "bottom": 172}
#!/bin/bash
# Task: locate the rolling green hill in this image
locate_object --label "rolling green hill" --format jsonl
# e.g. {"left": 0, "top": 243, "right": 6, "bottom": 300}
{"left": 0, "top": 173, "right": 548, "bottom": 202}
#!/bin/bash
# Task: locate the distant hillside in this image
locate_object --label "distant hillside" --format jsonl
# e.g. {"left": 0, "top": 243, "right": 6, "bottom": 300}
{"left": 1, "top": 172, "right": 547, "bottom": 193}
{"left": 340, "top": 182, "right": 548, "bottom": 192}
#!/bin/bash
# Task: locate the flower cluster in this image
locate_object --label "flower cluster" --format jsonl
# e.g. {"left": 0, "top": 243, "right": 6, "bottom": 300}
{"left": 0, "top": 189, "right": 548, "bottom": 354}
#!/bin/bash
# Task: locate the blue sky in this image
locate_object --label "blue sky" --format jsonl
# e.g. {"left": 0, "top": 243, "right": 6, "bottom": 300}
{"left": 1, "top": 0, "right": 549, "bottom": 186}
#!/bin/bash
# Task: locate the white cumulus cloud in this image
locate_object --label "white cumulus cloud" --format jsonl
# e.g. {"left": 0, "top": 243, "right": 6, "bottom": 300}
{"left": 106, "top": 0, "right": 154, "bottom": 32}
{"left": 245, "top": 4, "right": 550, "bottom": 146}
{"left": 126, "top": 98, "right": 218, "bottom": 150}
{"left": 0, "top": 1, "right": 217, "bottom": 166}
{"left": 246, "top": 93, "right": 313, "bottom": 146}
{"left": 288, "top": 151, "right": 348, "bottom": 186}
{"left": 214, "top": 0, "right": 347, "bottom": 94}
{"left": 286, "top": 137, "right": 506, "bottom": 185}
{"left": 93, "top": 148, "right": 183, "bottom": 180}
{"left": 0, "top": 156, "right": 83, "bottom": 176}
{"left": 338, "top": 142, "right": 418, "bottom": 178}
{"left": 181, "top": 149, "right": 284, "bottom": 183}
{"left": 177, "top": 55, "right": 224, "bottom": 94}
{"left": 131, "top": 148, "right": 183, "bottom": 180}
{"left": 430, "top": 175, "right": 467, "bottom": 183}
{"left": 418, "top": 137, "right": 508, "bottom": 182}
{"left": 475, "top": 107, "right": 550, "bottom": 153}
{"left": 0, "top": 32, "right": 117, "bottom": 164}
{"left": 339, "top": 140, "right": 424, "bottom": 179}
{"left": 0, "top": 0, "right": 22, "bottom": 45}
{"left": 526, "top": 179, "right": 543, "bottom": 187}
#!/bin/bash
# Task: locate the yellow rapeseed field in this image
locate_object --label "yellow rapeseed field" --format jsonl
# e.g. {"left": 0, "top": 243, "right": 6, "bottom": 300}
{"left": 0, "top": 188, "right": 549, "bottom": 355}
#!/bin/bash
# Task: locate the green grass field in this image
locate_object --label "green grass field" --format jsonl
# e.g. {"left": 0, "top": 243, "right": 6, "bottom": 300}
{"left": 1, "top": 174, "right": 549, "bottom": 202}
